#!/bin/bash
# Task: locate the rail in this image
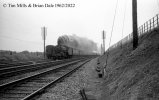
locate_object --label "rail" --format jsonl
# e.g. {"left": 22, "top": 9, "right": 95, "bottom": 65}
{"left": 80, "top": 89, "right": 88, "bottom": 100}
{"left": 0, "top": 59, "right": 91, "bottom": 100}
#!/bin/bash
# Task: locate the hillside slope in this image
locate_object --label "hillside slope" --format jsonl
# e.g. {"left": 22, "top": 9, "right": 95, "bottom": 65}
{"left": 99, "top": 27, "right": 159, "bottom": 100}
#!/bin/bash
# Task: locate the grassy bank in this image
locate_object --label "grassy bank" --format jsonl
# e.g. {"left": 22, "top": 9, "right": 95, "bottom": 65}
{"left": 99, "top": 27, "right": 159, "bottom": 100}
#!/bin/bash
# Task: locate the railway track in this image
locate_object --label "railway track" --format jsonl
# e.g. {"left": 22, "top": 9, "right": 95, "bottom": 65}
{"left": 0, "top": 62, "right": 33, "bottom": 69}
{"left": 0, "top": 57, "right": 86, "bottom": 79}
{"left": 0, "top": 59, "right": 52, "bottom": 69}
{"left": 0, "top": 58, "right": 91, "bottom": 100}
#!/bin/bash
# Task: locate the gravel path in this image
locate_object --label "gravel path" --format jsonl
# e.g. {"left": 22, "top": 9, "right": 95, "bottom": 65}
{"left": 36, "top": 58, "right": 103, "bottom": 100}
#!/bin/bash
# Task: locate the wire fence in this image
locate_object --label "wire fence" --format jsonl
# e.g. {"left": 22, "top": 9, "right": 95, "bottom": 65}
{"left": 109, "top": 14, "right": 159, "bottom": 50}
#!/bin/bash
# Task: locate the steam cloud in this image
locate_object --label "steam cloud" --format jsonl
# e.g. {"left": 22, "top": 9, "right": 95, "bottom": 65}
{"left": 58, "top": 34, "right": 98, "bottom": 53}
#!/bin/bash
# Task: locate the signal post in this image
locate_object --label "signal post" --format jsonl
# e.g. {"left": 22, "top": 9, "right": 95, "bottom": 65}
{"left": 41, "top": 26, "right": 47, "bottom": 59}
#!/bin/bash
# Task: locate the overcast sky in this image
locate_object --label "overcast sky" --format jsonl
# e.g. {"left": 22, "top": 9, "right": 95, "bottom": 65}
{"left": 0, "top": 0, "right": 159, "bottom": 52}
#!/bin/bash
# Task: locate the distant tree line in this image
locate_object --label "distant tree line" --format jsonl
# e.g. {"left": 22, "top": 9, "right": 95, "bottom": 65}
{"left": 0, "top": 50, "right": 43, "bottom": 56}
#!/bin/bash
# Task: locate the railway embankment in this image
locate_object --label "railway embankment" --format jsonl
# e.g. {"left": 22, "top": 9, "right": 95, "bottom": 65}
{"left": 98, "top": 27, "right": 159, "bottom": 100}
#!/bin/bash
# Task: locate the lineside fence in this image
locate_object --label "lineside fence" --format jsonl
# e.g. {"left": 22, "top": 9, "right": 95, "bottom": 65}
{"left": 109, "top": 14, "right": 159, "bottom": 50}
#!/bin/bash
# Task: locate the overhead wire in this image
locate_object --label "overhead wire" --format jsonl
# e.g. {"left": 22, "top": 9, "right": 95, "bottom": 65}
{"left": 105, "top": 0, "right": 119, "bottom": 68}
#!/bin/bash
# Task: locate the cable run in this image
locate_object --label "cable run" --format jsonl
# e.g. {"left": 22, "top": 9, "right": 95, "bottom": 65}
{"left": 105, "top": 0, "right": 119, "bottom": 68}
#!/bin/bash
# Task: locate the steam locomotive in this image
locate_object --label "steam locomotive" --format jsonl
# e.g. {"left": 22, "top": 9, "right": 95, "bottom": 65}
{"left": 46, "top": 45, "right": 82, "bottom": 60}
{"left": 46, "top": 35, "right": 97, "bottom": 60}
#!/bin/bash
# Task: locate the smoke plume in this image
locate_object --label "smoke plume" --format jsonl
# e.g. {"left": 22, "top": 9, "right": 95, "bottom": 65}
{"left": 58, "top": 34, "right": 98, "bottom": 54}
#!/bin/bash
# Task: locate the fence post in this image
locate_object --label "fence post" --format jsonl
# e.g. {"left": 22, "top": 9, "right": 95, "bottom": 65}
{"left": 140, "top": 28, "right": 142, "bottom": 35}
{"left": 141, "top": 25, "right": 143, "bottom": 34}
{"left": 144, "top": 23, "right": 145, "bottom": 33}
{"left": 153, "top": 17, "right": 155, "bottom": 28}
{"left": 147, "top": 21, "right": 149, "bottom": 32}
{"left": 150, "top": 20, "right": 151, "bottom": 31}
{"left": 138, "top": 28, "right": 140, "bottom": 36}
{"left": 157, "top": 14, "right": 159, "bottom": 27}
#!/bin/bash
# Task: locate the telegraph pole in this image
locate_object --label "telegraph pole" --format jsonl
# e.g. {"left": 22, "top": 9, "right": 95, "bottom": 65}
{"left": 101, "top": 44, "right": 103, "bottom": 55}
{"left": 102, "top": 30, "right": 106, "bottom": 54}
{"left": 44, "top": 27, "right": 46, "bottom": 59}
{"left": 41, "top": 26, "right": 47, "bottom": 59}
{"left": 132, "top": 0, "right": 138, "bottom": 50}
